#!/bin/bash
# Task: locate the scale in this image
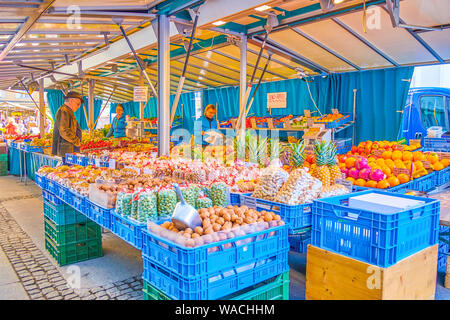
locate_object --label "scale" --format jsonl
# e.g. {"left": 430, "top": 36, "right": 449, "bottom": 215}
{"left": 125, "top": 120, "right": 146, "bottom": 140}
{"left": 302, "top": 123, "right": 332, "bottom": 152}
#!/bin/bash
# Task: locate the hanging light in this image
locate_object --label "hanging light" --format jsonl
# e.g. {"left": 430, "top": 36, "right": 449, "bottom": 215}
{"left": 255, "top": 5, "right": 271, "bottom": 12}
{"left": 212, "top": 20, "right": 226, "bottom": 26}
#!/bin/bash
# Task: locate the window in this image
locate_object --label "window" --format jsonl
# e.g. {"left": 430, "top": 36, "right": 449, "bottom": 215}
{"left": 419, "top": 95, "right": 448, "bottom": 131}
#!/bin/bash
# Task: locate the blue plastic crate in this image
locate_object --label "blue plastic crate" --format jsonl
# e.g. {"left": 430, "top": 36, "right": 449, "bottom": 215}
{"left": 68, "top": 190, "right": 87, "bottom": 213}
{"left": 42, "top": 189, "right": 64, "bottom": 205}
{"left": 11, "top": 141, "right": 18, "bottom": 149}
{"left": 75, "top": 155, "right": 88, "bottom": 166}
{"left": 439, "top": 225, "right": 449, "bottom": 272}
{"left": 65, "top": 154, "right": 76, "bottom": 165}
{"left": 311, "top": 190, "right": 440, "bottom": 268}
{"left": 434, "top": 167, "right": 450, "bottom": 187}
{"left": 110, "top": 211, "right": 146, "bottom": 249}
{"left": 46, "top": 179, "right": 59, "bottom": 195}
{"left": 229, "top": 192, "right": 252, "bottom": 206}
{"left": 315, "top": 113, "right": 353, "bottom": 129}
{"left": 142, "top": 222, "right": 288, "bottom": 279}
{"left": 86, "top": 200, "right": 112, "bottom": 230}
{"left": 241, "top": 195, "right": 312, "bottom": 233}
{"left": 408, "top": 172, "right": 436, "bottom": 192}
{"left": 289, "top": 231, "right": 311, "bottom": 254}
{"left": 35, "top": 173, "right": 47, "bottom": 189}
{"left": 142, "top": 248, "right": 289, "bottom": 300}
{"left": 423, "top": 137, "right": 450, "bottom": 152}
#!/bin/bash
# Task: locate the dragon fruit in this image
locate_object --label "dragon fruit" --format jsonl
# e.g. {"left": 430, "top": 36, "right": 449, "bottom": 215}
{"left": 340, "top": 167, "right": 349, "bottom": 178}
{"left": 358, "top": 168, "right": 371, "bottom": 180}
{"left": 369, "top": 169, "right": 384, "bottom": 182}
{"left": 348, "top": 168, "right": 359, "bottom": 179}
{"left": 355, "top": 157, "right": 369, "bottom": 170}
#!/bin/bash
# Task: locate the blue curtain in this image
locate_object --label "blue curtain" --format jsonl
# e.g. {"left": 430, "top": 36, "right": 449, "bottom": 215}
{"left": 114, "top": 91, "right": 197, "bottom": 133}
{"left": 46, "top": 89, "right": 104, "bottom": 130}
{"left": 201, "top": 67, "right": 413, "bottom": 143}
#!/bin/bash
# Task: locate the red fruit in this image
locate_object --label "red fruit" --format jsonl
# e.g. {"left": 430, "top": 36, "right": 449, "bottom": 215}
{"left": 357, "top": 147, "right": 364, "bottom": 154}
{"left": 351, "top": 146, "right": 358, "bottom": 153}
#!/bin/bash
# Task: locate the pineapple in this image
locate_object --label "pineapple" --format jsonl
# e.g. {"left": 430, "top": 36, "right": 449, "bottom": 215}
{"left": 288, "top": 140, "right": 305, "bottom": 167}
{"left": 327, "top": 142, "right": 342, "bottom": 184}
{"left": 312, "top": 141, "right": 331, "bottom": 187}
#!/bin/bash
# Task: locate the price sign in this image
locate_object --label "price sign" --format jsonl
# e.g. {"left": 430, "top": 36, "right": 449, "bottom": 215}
{"left": 267, "top": 92, "right": 287, "bottom": 109}
{"left": 267, "top": 118, "right": 275, "bottom": 129}
{"left": 332, "top": 108, "right": 339, "bottom": 115}
{"left": 409, "top": 139, "right": 421, "bottom": 146}
{"left": 283, "top": 118, "right": 292, "bottom": 129}
{"left": 133, "top": 86, "right": 148, "bottom": 102}
{"left": 335, "top": 178, "right": 353, "bottom": 191}
{"left": 95, "top": 158, "right": 100, "bottom": 167}
{"left": 395, "top": 145, "right": 405, "bottom": 151}
{"left": 436, "top": 152, "right": 450, "bottom": 160}
{"left": 109, "top": 159, "right": 116, "bottom": 169}
{"left": 306, "top": 117, "right": 314, "bottom": 127}
{"left": 250, "top": 118, "right": 257, "bottom": 129}
{"left": 304, "top": 110, "right": 311, "bottom": 117}
{"left": 393, "top": 167, "right": 410, "bottom": 176}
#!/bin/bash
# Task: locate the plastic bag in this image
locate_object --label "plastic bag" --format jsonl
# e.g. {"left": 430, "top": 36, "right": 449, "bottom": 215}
{"left": 115, "top": 192, "right": 125, "bottom": 214}
{"left": 131, "top": 192, "right": 139, "bottom": 219}
{"left": 252, "top": 165, "right": 289, "bottom": 201}
{"left": 210, "top": 182, "right": 228, "bottom": 207}
{"left": 274, "top": 168, "right": 322, "bottom": 205}
{"left": 157, "top": 189, "right": 177, "bottom": 218}
{"left": 138, "top": 191, "right": 158, "bottom": 222}
{"left": 195, "top": 197, "right": 213, "bottom": 209}
{"left": 120, "top": 193, "right": 133, "bottom": 216}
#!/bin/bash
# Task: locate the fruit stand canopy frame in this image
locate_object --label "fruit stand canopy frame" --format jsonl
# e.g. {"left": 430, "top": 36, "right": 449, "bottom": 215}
{"left": 0, "top": 0, "right": 448, "bottom": 103}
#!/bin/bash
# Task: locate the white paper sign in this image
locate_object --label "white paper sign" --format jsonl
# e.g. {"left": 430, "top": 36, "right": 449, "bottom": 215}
{"left": 95, "top": 158, "right": 100, "bottom": 167}
{"left": 109, "top": 159, "right": 116, "bottom": 169}
{"left": 267, "top": 92, "right": 287, "bottom": 109}
{"left": 133, "top": 86, "right": 148, "bottom": 102}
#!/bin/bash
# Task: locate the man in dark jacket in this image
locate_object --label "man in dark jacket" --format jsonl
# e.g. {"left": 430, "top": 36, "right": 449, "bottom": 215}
{"left": 51, "top": 91, "right": 83, "bottom": 158}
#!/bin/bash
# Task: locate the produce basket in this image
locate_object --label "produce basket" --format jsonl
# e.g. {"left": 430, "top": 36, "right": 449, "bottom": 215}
{"left": 35, "top": 173, "right": 47, "bottom": 189}
{"left": 315, "top": 113, "right": 353, "bottom": 129}
{"left": 229, "top": 192, "right": 252, "bottom": 206}
{"left": 42, "top": 189, "right": 63, "bottom": 205}
{"left": 434, "top": 167, "right": 450, "bottom": 187}
{"left": 289, "top": 229, "right": 311, "bottom": 254}
{"left": 423, "top": 137, "right": 450, "bottom": 152}
{"left": 85, "top": 199, "right": 113, "bottom": 230}
{"left": 45, "top": 235, "right": 102, "bottom": 266}
{"left": 143, "top": 271, "right": 289, "bottom": 300}
{"left": 66, "top": 189, "right": 88, "bottom": 213}
{"left": 110, "top": 210, "right": 147, "bottom": 249}
{"left": 44, "top": 216, "right": 101, "bottom": 245}
{"left": 311, "top": 190, "right": 440, "bottom": 268}
{"left": 43, "top": 199, "right": 88, "bottom": 225}
{"left": 407, "top": 172, "right": 436, "bottom": 192}
{"left": 142, "top": 222, "right": 289, "bottom": 278}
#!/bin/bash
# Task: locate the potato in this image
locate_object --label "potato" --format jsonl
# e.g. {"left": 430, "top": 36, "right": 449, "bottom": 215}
{"left": 194, "top": 237, "right": 204, "bottom": 247}
{"left": 231, "top": 213, "right": 238, "bottom": 222}
{"left": 218, "top": 232, "right": 227, "bottom": 241}
{"left": 191, "top": 233, "right": 200, "bottom": 239}
{"left": 226, "top": 231, "right": 235, "bottom": 239}
{"left": 204, "top": 227, "right": 214, "bottom": 234}
{"left": 212, "top": 223, "right": 221, "bottom": 232}
{"left": 244, "top": 217, "right": 254, "bottom": 224}
{"left": 273, "top": 214, "right": 281, "bottom": 221}
{"left": 264, "top": 212, "right": 273, "bottom": 222}
{"left": 216, "top": 217, "right": 225, "bottom": 225}
{"left": 194, "top": 226, "right": 204, "bottom": 235}
{"left": 202, "top": 219, "right": 211, "bottom": 229}
{"left": 183, "top": 232, "right": 192, "bottom": 239}
{"left": 185, "top": 239, "right": 195, "bottom": 248}
{"left": 232, "top": 223, "right": 240, "bottom": 229}
{"left": 227, "top": 205, "right": 234, "bottom": 210}
{"left": 185, "top": 228, "right": 193, "bottom": 234}
{"left": 240, "top": 205, "right": 248, "bottom": 211}
{"left": 202, "top": 234, "right": 212, "bottom": 244}
{"left": 223, "top": 212, "right": 231, "bottom": 221}
{"left": 278, "top": 220, "right": 285, "bottom": 226}
{"left": 236, "top": 217, "right": 244, "bottom": 225}
{"left": 257, "top": 218, "right": 264, "bottom": 223}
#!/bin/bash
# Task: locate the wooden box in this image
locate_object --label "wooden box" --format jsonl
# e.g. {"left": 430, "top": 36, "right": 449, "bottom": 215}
{"left": 305, "top": 244, "right": 438, "bottom": 300}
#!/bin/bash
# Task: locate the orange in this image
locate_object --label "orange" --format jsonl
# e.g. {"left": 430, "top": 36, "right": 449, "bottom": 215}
{"left": 376, "top": 158, "right": 385, "bottom": 167}
{"left": 338, "top": 162, "right": 346, "bottom": 169}
{"left": 413, "top": 151, "right": 425, "bottom": 162}
{"left": 368, "top": 157, "right": 376, "bottom": 163}
{"left": 441, "top": 159, "right": 449, "bottom": 168}
{"left": 426, "top": 153, "right": 439, "bottom": 164}
{"left": 370, "top": 165, "right": 382, "bottom": 171}
{"left": 392, "top": 150, "right": 403, "bottom": 161}
{"left": 355, "top": 179, "right": 366, "bottom": 187}
{"left": 345, "top": 157, "right": 356, "bottom": 169}
{"left": 387, "top": 176, "right": 400, "bottom": 187}
{"left": 381, "top": 166, "right": 392, "bottom": 176}
{"left": 402, "top": 151, "right": 413, "bottom": 161}
{"left": 397, "top": 173, "right": 410, "bottom": 184}
{"left": 346, "top": 177, "right": 356, "bottom": 183}
{"left": 432, "top": 162, "right": 444, "bottom": 171}
{"left": 377, "top": 180, "right": 390, "bottom": 189}
{"left": 414, "top": 160, "right": 424, "bottom": 169}
{"left": 382, "top": 151, "right": 392, "bottom": 160}
{"left": 384, "top": 158, "right": 394, "bottom": 168}
{"left": 365, "top": 180, "right": 378, "bottom": 188}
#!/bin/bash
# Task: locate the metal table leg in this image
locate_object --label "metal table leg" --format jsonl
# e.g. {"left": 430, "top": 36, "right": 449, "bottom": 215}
{"left": 24, "top": 151, "right": 28, "bottom": 185}
{"left": 19, "top": 149, "right": 23, "bottom": 182}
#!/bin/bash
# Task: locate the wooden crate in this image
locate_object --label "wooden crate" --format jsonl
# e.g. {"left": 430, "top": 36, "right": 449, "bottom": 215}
{"left": 305, "top": 244, "right": 438, "bottom": 300}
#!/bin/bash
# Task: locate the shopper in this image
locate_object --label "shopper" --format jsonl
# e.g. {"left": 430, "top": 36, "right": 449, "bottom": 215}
{"left": 195, "top": 104, "right": 219, "bottom": 146}
{"left": 51, "top": 91, "right": 82, "bottom": 158}
{"left": 5, "top": 119, "right": 18, "bottom": 136}
{"left": 106, "top": 104, "right": 126, "bottom": 138}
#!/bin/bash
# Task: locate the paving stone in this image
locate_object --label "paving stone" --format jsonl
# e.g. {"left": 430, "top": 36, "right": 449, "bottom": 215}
{"left": 48, "top": 295, "right": 63, "bottom": 300}
{"left": 38, "top": 282, "right": 52, "bottom": 290}
{"left": 97, "top": 295, "right": 110, "bottom": 300}
{"left": 118, "top": 284, "right": 129, "bottom": 290}
{"left": 119, "top": 287, "right": 134, "bottom": 295}
{"left": 30, "top": 293, "right": 44, "bottom": 300}
{"left": 45, "top": 291, "right": 61, "bottom": 299}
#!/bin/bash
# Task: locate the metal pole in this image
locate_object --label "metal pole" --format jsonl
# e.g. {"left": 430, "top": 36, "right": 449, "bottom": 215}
{"left": 139, "top": 71, "right": 144, "bottom": 120}
{"left": 157, "top": 14, "right": 171, "bottom": 156}
{"left": 238, "top": 34, "right": 247, "bottom": 131}
{"left": 39, "top": 78, "right": 45, "bottom": 137}
{"left": 352, "top": 88, "right": 357, "bottom": 146}
{"left": 116, "top": 23, "right": 157, "bottom": 98}
{"left": 88, "top": 79, "right": 95, "bottom": 134}
{"left": 170, "top": 11, "right": 200, "bottom": 126}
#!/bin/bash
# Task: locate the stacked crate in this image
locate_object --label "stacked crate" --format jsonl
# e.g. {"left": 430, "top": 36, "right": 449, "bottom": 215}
{"left": 43, "top": 190, "right": 103, "bottom": 266}
{"left": 306, "top": 190, "right": 440, "bottom": 300}
{"left": 438, "top": 225, "right": 449, "bottom": 273}
{"left": 0, "top": 143, "right": 8, "bottom": 176}
{"left": 141, "top": 222, "right": 290, "bottom": 300}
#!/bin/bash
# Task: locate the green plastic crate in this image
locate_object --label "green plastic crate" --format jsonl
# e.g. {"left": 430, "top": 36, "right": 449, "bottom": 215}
{"left": 43, "top": 199, "right": 88, "bottom": 225}
{"left": 143, "top": 271, "right": 289, "bottom": 301}
{"left": 44, "top": 216, "right": 101, "bottom": 246}
{"left": 0, "top": 154, "right": 7, "bottom": 161}
{"left": 45, "top": 236, "right": 103, "bottom": 266}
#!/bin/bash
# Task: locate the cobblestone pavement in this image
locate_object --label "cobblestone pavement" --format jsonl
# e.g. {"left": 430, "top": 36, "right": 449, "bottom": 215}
{"left": 0, "top": 195, "right": 143, "bottom": 300}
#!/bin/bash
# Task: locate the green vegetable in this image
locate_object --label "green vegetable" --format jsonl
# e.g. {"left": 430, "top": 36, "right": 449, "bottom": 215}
{"left": 137, "top": 191, "right": 158, "bottom": 222}
{"left": 120, "top": 193, "right": 133, "bottom": 216}
{"left": 210, "top": 182, "right": 228, "bottom": 207}
{"left": 157, "top": 189, "right": 177, "bottom": 218}
{"left": 195, "top": 197, "right": 213, "bottom": 209}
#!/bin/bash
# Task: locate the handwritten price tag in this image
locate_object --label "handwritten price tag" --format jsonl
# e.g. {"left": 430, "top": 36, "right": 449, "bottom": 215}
{"left": 304, "top": 110, "right": 311, "bottom": 117}
{"left": 395, "top": 145, "right": 405, "bottom": 151}
{"left": 373, "top": 150, "right": 383, "bottom": 157}
{"left": 393, "top": 167, "right": 410, "bottom": 176}
{"left": 335, "top": 178, "right": 352, "bottom": 192}
{"left": 422, "top": 161, "right": 432, "bottom": 170}
{"left": 436, "top": 152, "right": 450, "bottom": 160}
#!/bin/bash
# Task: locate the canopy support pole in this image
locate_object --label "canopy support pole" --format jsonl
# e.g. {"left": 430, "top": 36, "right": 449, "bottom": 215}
{"left": 238, "top": 34, "right": 247, "bottom": 133}
{"left": 170, "top": 10, "right": 200, "bottom": 126}
{"left": 39, "top": 78, "right": 45, "bottom": 138}
{"left": 88, "top": 79, "right": 95, "bottom": 135}
{"left": 157, "top": 14, "right": 171, "bottom": 156}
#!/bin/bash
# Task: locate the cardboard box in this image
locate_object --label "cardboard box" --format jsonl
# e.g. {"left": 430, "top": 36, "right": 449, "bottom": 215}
{"left": 348, "top": 193, "right": 425, "bottom": 214}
